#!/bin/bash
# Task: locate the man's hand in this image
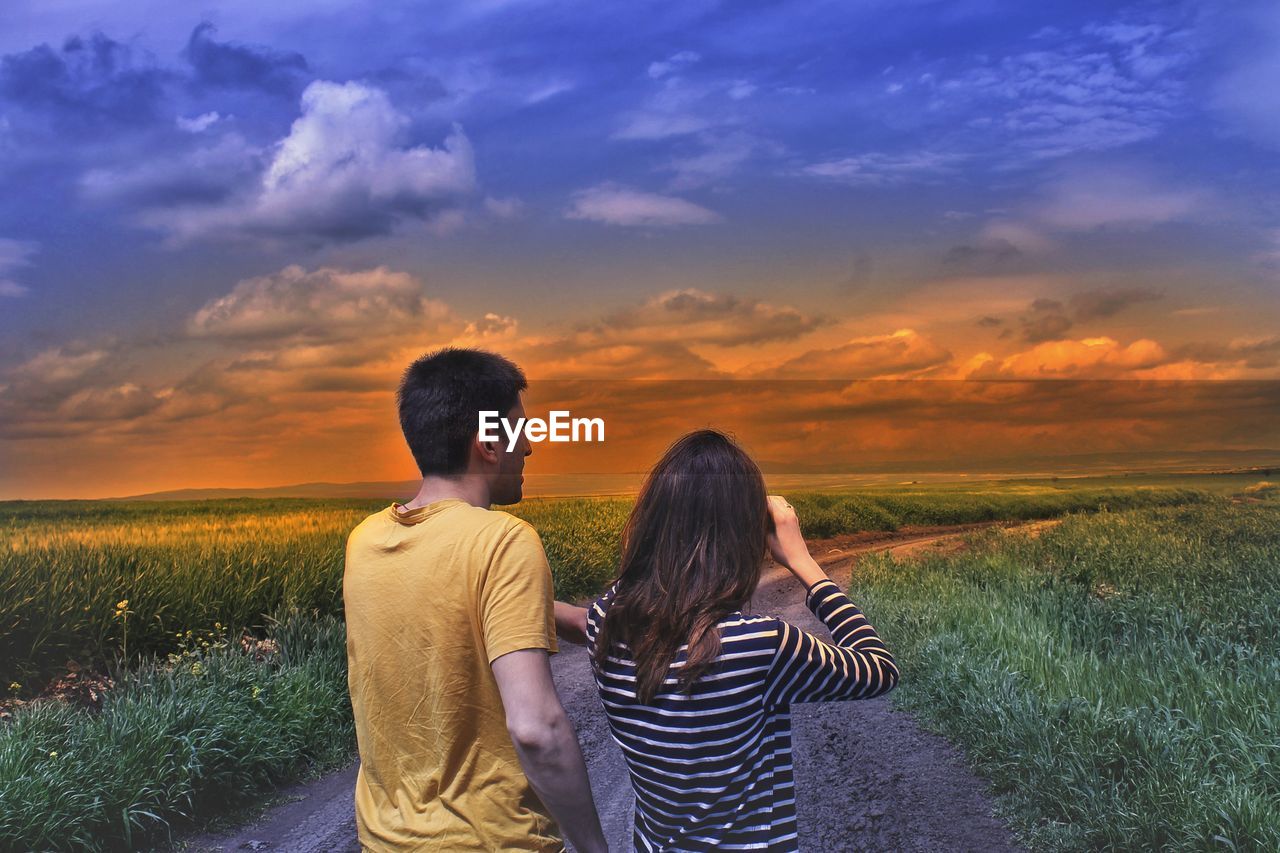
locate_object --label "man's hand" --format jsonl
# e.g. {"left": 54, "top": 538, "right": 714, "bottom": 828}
{"left": 491, "top": 649, "right": 607, "bottom": 853}
{"left": 554, "top": 602, "right": 589, "bottom": 646}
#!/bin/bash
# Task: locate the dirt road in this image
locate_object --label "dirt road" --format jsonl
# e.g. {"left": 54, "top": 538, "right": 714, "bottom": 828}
{"left": 183, "top": 521, "right": 1034, "bottom": 852}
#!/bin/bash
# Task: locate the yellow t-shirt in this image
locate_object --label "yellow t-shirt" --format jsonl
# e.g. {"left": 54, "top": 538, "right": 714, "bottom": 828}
{"left": 343, "top": 498, "right": 562, "bottom": 851}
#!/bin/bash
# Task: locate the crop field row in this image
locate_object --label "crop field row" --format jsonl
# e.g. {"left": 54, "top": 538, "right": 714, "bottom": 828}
{"left": 0, "top": 479, "right": 1218, "bottom": 688}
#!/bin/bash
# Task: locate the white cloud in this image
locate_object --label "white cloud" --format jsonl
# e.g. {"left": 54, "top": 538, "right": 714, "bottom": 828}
{"left": 57, "top": 382, "right": 165, "bottom": 423}
{"left": 484, "top": 196, "right": 524, "bottom": 219}
{"left": 566, "top": 185, "right": 722, "bottom": 226}
{"left": 511, "top": 287, "right": 823, "bottom": 379}
{"left": 462, "top": 312, "right": 518, "bottom": 339}
{"left": 1084, "top": 22, "right": 1186, "bottom": 78}
{"left": 8, "top": 344, "right": 109, "bottom": 384}
{"left": 263, "top": 81, "right": 471, "bottom": 206}
{"left": 136, "top": 80, "right": 476, "bottom": 245}
{"left": 187, "top": 264, "right": 452, "bottom": 341}
{"left": 0, "top": 263, "right": 502, "bottom": 439}
{"left": 614, "top": 109, "right": 712, "bottom": 141}
{"left": 802, "top": 151, "right": 964, "bottom": 186}
{"left": 614, "top": 70, "right": 722, "bottom": 141}
{"left": 595, "top": 288, "right": 824, "bottom": 346}
{"left": 1036, "top": 167, "right": 1199, "bottom": 230}
{"left": 0, "top": 238, "right": 38, "bottom": 297}
{"left": 969, "top": 335, "right": 1170, "bottom": 378}
{"left": 964, "top": 24, "right": 1192, "bottom": 160}
{"left": 979, "top": 221, "right": 1055, "bottom": 254}
{"left": 524, "top": 79, "right": 575, "bottom": 104}
{"left": 662, "top": 132, "right": 778, "bottom": 191}
{"left": 752, "top": 329, "right": 953, "bottom": 379}
{"left": 956, "top": 167, "right": 1202, "bottom": 252}
{"left": 880, "top": 14, "right": 1194, "bottom": 163}
{"left": 177, "top": 111, "right": 223, "bottom": 133}
{"left": 647, "top": 51, "right": 701, "bottom": 80}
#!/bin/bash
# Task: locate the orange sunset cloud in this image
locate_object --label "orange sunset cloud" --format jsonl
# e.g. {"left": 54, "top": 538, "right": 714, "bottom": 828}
{"left": 1, "top": 262, "right": 1277, "bottom": 499}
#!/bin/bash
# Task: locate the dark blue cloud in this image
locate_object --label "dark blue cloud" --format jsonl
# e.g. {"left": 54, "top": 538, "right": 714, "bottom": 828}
{"left": 0, "top": 32, "right": 178, "bottom": 136}
{"left": 79, "top": 131, "right": 266, "bottom": 208}
{"left": 181, "top": 22, "right": 309, "bottom": 96}
{"left": 361, "top": 59, "right": 449, "bottom": 106}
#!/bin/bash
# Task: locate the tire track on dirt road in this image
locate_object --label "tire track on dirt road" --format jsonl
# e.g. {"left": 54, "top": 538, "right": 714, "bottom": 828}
{"left": 182, "top": 520, "right": 1052, "bottom": 852}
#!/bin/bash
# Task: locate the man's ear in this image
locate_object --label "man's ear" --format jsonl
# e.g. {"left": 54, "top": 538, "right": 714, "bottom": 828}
{"left": 474, "top": 433, "right": 501, "bottom": 465}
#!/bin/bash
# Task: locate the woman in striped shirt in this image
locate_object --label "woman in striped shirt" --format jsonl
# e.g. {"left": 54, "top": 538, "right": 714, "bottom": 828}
{"left": 586, "top": 429, "right": 899, "bottom": 851}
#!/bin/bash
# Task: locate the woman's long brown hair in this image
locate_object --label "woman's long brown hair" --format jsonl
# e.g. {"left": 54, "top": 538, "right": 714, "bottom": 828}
{"left": 592, "top": 429, "right": 770, "bottom": 704}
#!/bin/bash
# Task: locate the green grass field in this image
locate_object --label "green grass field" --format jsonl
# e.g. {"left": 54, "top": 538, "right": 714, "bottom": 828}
{"left": 852, "top": 496, "right": 1280, "bottom": 850}
{"left": 0, "top": 472, "right": 1273, "bottom": 850}
{"left": 0, "top": 474, "right": 1227, "bottom": 688}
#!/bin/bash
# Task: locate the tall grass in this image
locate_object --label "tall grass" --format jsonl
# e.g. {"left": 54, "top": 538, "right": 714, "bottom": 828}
{"left": 0, "top": 485, "right": 1214, "bottom": 687}
{"left": 1, "top": 500, "right": 372, "bottom": 687}
{"left": 511, "top": 498, "right": 632, "bottom": 600}
{"left": 0, "top": 609, "right": 352, "bottom": 852}
{"left": 0, "top": 482, "right": 1263, "bottom": 849}
{"left": 852, "top": 497, "right": 1280, "bottom": 850}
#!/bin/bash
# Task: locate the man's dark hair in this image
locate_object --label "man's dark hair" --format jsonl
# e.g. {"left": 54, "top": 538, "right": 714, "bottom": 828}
{"left": 397, "top": 348, "right": 527, "bottom": 476}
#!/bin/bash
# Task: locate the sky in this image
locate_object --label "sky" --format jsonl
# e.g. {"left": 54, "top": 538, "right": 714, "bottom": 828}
{"left": 1, "top": 0, "right": 1278, "bottom": 499}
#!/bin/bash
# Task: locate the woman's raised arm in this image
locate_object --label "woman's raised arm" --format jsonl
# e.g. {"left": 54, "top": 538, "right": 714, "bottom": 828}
{"left": 762, "top": 494, "right": 899, "bottom": 706}
{"left": 763, "top": 580, "right": 899, "bottom": 707}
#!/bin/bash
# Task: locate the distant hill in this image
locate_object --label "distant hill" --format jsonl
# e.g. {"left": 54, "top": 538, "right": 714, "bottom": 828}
{"left": 104, "top": 448, "right": 1280, "bottom": 501}
{"left": 108, "top": 480, "right": 423, "bottom": 501}
{"left": 108, "top": 474, "right": 644, "bottom": 501}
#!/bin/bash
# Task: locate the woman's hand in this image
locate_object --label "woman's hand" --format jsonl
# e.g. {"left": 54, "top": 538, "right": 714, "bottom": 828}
{"left": 766, "top": 495, "right": 810, "bottom": 570}
{"left": 766, "top": 495, "right": 828, "bottom": 589}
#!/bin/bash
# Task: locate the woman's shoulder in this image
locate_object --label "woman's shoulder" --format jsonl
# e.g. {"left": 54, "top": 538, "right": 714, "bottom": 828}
{"left": 593, "top": 579, "right": 621, "bottom": 611}
{"left": 716, "top": 611, "right": 782, "bottom": 649}
{"left": 585, "top": 580, "right": 621, "bottom": 635}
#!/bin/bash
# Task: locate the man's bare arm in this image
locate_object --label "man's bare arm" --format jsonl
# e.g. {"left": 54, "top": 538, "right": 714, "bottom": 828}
{"left": 491, "top": 648, "right": 606, "bottom": 853}
{"left": 554, "top": 602, "right": 589, "bottom": 645}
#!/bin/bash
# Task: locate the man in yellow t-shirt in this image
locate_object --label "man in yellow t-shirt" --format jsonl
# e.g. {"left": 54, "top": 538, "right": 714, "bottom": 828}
{"left": 343, "top": 348, "right": 605, "bottom": 852}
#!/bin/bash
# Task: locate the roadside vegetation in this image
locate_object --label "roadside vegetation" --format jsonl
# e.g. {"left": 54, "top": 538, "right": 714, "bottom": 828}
{"left": 0, "top": 610, "right": 351, "bottom": 851}
{"left": 852, "top": 493, "right": 1280, "bottom": 850}
{"left": 0, "top": 473, "right": 1263, "bottom": 850}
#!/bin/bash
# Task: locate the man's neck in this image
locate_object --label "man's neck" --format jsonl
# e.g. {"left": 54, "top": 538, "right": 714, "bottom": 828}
{"left": 402, "top": 474, "right": 491, "bottom": 510}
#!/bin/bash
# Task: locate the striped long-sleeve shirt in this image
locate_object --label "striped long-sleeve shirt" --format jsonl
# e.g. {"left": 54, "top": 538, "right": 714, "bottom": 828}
{"left": 585, "top": 577, "right": 899, "bottom": 852}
